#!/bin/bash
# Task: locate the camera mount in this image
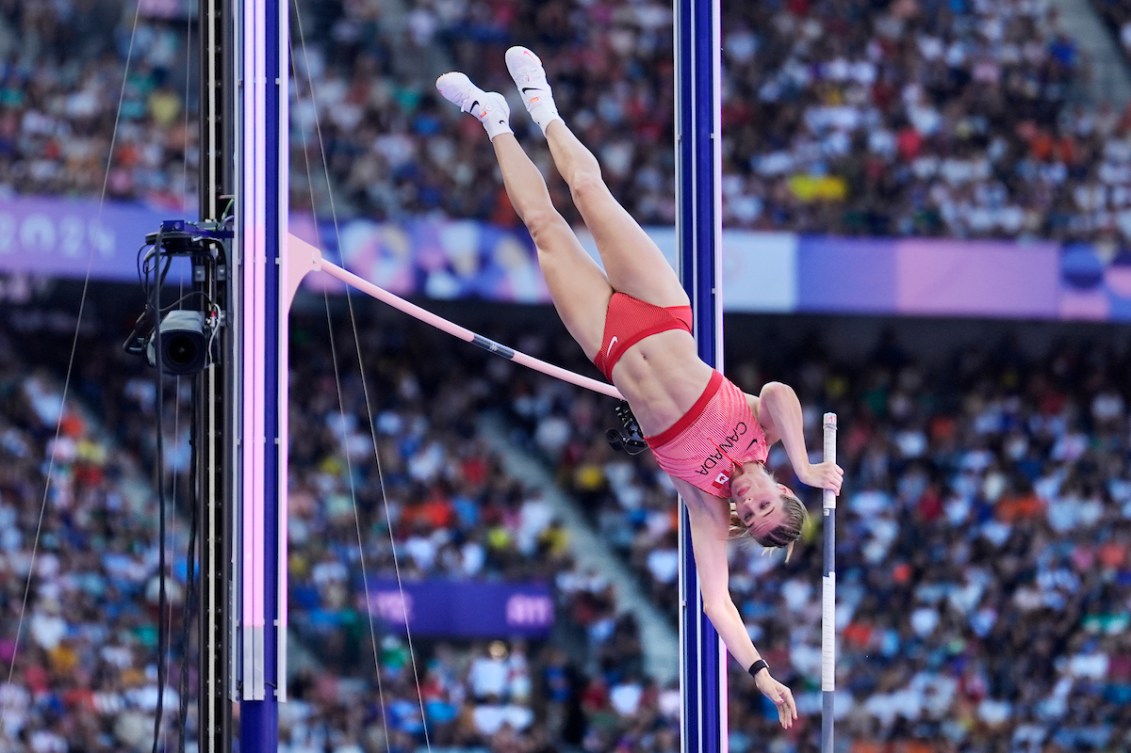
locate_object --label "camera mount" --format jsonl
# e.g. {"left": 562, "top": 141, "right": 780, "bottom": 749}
{"left": 123, "top": 219, "right": 232, "bottom": 376}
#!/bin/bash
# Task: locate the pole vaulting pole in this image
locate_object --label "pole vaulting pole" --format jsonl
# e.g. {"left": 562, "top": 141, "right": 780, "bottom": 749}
{"left": 234, "top": 0, "right": 288, "bottom": 749}
{"left": 307, "top": 253, "right": 624, "bottom": 400}
{"left": 675, "top": 0, "right": 726, "bottom": 750}
{"left": 822, "top": 413, "right": 838, "bottom": 753}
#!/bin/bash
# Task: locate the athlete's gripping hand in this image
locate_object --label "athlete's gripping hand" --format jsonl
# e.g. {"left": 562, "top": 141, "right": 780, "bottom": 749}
{"left": 796, "top": 460, "right": 843, "bottom": 495}
{"left": 754, "top": 670, "right": 798, "bottom": 729}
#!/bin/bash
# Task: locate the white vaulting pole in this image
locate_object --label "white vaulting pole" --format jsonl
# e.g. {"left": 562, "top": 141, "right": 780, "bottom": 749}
{"left": 821, "top": 413, "right": 838, "bottom": 753}
{"left": 283, "top": 238, "right": 625, "bottom": 401}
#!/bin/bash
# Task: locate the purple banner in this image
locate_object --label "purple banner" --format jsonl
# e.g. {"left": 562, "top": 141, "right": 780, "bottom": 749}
{"left": 795, "top": 236, "right": 1062, "bottom": 319}
{"left": 365, "top": 580, "right": 554, "bottom": 639}
{"left": 7, "top": 195, "right": 1131, "bottom": 321}
{"left": 892, "top": 238, "right": 1059, "bottom": 318}
{"left": 0, "top": 196, "right": 179, "bottom": 281}
{"left": 797, "top": 237, "right": 898, "bottom": 313}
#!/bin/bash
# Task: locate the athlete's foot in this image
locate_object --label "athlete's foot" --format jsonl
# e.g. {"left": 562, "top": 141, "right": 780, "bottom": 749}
{"left": 504, "top": 46, "right": 560, "bottom": 134}
{"left": 436, "top": 71, "right": 512, "bottom": 140}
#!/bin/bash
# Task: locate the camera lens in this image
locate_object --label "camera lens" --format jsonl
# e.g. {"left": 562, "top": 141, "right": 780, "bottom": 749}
{"left": 164, "top": 334, "right": 199, "bottom": 367}
{"left": 147, "top": 311, "right": 208, "bottom": 375}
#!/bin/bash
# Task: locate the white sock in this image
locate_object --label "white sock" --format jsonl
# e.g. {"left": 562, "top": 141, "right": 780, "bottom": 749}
{"left": 465, "top": 92, "right": 512, "bottom": 141}
{"left": 531, "top": 105, "right": 561, "bottom": 136}
{"left": 484, "top": 115, "right": 513, "bottom": 141}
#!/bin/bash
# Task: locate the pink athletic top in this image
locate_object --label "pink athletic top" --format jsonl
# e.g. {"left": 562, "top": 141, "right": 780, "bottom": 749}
{"left": 644, "top": 370, "right": 769, "bottom": 498}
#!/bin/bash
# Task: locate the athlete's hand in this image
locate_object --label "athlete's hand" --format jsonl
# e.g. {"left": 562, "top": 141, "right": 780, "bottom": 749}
{"left": 796, "top": 460, "right": 843, "bottom": 495}
{"left": 754, "top": 670, "right": 798, "bottom": 729}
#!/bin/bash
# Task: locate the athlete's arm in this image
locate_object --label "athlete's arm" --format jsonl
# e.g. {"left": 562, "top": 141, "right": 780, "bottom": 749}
{"left": 674, "top": 479, "right": 798, "bottom": 728}
{"left": 756, "top": 382, "right": 843, "bottom": 494}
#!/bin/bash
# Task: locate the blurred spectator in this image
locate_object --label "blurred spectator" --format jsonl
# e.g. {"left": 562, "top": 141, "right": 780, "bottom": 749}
{"left": 0, "top": 300, "right": 658, "bottom": 752}
{"left": 5, "top": 1, "right": 1131, "bottom": 750}
{"left": 8, "top": 1, "right": 1131, "bottom": 243}
{"left": 7, "top": 289, "right": 1131, "bottom": 750}
{"left": 505, "top": 319, "right": 1131, "bottom": 751}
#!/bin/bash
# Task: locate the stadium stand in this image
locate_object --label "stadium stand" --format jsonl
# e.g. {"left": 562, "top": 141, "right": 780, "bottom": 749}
{"left": 5, "top": 1, "right": 1131, "bottom": 240}
{"left": 3, "top": 0, "right": 1131, "bottom": 751}
{"left": 6, "top": 290, "right": 1131, "bottom": 752}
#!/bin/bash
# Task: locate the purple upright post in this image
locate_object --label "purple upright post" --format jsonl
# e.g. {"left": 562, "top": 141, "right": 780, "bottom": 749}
{"left": 675, "top": 0, "right": 726, "bottom": 751}
{"left": 235, "top": 0, "right": 288, "bottom": 750}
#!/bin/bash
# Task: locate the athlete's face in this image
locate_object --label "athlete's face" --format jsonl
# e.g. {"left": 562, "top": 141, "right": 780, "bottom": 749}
{"left": 731, "top": 465, "right": 786, "bottom": 537}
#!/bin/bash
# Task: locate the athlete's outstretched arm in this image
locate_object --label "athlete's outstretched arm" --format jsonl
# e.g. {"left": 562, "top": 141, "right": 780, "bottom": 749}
{"left": 757, "top": 382, "right": 843, "bottom": 494}
{"left": 676, "top": 480, "right": 798, "bottom": 729}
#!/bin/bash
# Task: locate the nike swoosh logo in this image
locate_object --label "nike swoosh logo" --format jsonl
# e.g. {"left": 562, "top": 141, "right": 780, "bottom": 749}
{"left": 521, "top": 87, "right": 542, "bottom": 93}
{"left": 470, "top": 99, "right": 480, "bottom": 112}
{"left": 607, "top": 336, "right": 619, "bottom": 357}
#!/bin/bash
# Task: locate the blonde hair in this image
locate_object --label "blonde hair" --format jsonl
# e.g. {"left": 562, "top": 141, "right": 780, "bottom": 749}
{"left": 729, "top": 488, "right": 809, "bottom": 562}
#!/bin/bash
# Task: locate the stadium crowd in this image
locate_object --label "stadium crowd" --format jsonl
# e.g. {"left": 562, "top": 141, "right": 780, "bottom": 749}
{"left": 6, "top": 1, "right": 1131, "bottom": 241}
{"left": 4, "top": 295, "right": 1131, "bottom": 752}
{"left": 2, "top": 0, "right": 1131, "bottom": 751}
{"left": 507, "top": 320, "right": 1131, "bottom": 752}
{"left": 0, "top": 301, "right": 672, "bottom": 752}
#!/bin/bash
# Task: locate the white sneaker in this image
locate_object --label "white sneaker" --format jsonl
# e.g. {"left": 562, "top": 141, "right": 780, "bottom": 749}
{"left": 436, "top": 71, "right": 512, "bottom": 140}
{"left": 504, "top": 46, "right": 560, "bottom": 133}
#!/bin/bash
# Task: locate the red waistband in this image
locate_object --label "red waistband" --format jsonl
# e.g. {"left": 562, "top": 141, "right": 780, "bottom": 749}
{"left": 593, "top": 294, "right": 693, "bottom": 382}
{"left": 644, "top": 370, "right": 724, "bottom": 448}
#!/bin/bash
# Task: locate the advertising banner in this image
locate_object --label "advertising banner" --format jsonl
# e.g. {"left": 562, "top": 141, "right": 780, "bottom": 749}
{"left": 0, "top": 197, "right": 168, "bottom": 281}
{"left": 4, "top": 196, "right": 1130, "bottom": 321}
{"left": 366, "top": 579, "right": 554, "bottom": 639}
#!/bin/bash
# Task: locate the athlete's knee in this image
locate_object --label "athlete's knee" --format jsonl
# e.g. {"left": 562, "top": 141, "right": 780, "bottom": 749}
{"left": 568, "top": 170, "right": 610, "bottom": 212}
{"left": 524, "top": 206, "right": 570, "bottom": 249}
{"left": 510, "top": 187, "right": 555, "bottom": 225}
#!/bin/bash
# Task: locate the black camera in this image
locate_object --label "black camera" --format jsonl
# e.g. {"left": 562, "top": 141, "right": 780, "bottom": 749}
{"left": 146, "top": 310, "right": 209, "bottom": 376}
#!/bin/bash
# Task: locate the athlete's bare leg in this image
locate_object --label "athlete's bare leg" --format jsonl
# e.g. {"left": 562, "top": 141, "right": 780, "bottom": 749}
{"left": 492, "top": 133, "right": 612, "bottom": 360}
{"left": 436, "top": 71, "right": 612, "bottom": 361}
{"left": 506, "top": 46, "right": 689, "bottom": 309}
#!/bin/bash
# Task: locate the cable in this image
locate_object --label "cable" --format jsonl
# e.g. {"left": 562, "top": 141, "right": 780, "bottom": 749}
{"left": 176, "top": 378, "right": 200, "bottom": 753}
{"left": 290, "top": 4, "right": 433, "bottom": 747}
{"left": 150, "top": 236, "right": 171, "bottom": 753}
{"left": 1, "top": 0, "right": 172, "bottom": 744}
{"left": 137, "top": 242, "right": 156, "bottom": 287}
{"left": 173, "top": 14, "right": 197, "bottom": 742}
